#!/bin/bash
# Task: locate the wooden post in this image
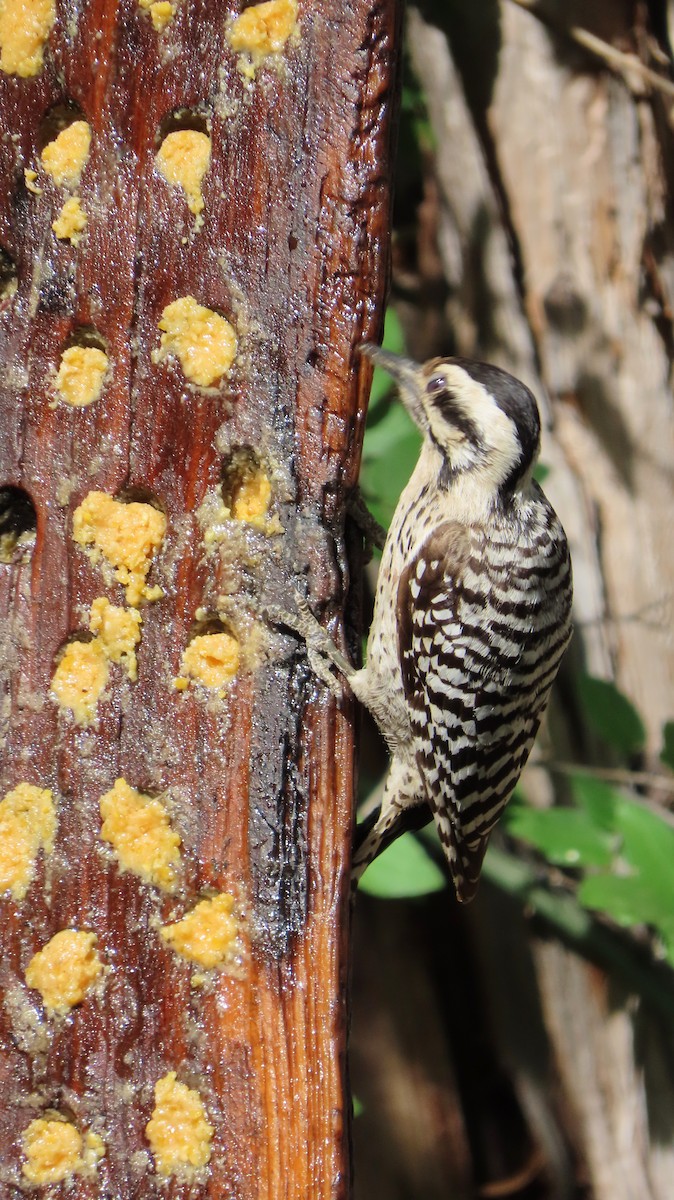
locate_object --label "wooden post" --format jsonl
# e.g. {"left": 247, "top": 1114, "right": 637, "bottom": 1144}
{"left": 0, "top": 2, "right": 400, "bottom": 1195}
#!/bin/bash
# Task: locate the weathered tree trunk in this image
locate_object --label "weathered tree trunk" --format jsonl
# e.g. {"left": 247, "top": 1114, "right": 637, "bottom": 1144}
{"left": 0, "top": 2, "right": 400, "bottom": 1196}
{"left": 352, "top": 2, "right": 674, "bottom": 1196}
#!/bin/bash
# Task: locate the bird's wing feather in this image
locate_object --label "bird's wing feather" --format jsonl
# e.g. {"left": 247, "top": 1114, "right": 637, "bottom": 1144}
{"left": 397, "top": 521, "right": 546, "bottom": 901}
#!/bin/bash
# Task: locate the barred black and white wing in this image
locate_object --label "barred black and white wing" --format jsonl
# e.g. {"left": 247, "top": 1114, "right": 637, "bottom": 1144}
{"left": 397, "top": 514, "right": 572, "bottom": 902}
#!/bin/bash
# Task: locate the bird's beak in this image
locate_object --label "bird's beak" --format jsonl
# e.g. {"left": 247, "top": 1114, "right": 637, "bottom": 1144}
{"left": 360, "top": 344, "right": 427, "bottom": 432}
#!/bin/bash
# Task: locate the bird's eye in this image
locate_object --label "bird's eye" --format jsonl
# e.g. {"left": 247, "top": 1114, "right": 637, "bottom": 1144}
{"left": 426, "top": 375, "right": 447, "bottom": 397}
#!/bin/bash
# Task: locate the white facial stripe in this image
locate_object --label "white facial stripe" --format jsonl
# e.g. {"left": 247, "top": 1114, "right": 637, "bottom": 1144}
{"left": 424, "top": 364, "right": 523, "bottom": 488}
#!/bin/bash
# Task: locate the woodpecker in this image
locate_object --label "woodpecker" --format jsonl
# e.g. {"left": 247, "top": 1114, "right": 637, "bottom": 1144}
{"left": 282, "top": 347, "right": 573, "bottom": 902}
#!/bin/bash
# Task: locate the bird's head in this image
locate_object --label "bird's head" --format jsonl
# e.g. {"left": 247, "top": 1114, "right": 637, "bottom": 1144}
{"left": 362, "top": 346, "right": 541, "bottom": 498}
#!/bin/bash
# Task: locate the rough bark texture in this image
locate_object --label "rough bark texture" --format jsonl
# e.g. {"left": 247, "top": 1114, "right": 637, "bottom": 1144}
{"left": 351, "top": 2, "right": 674, "bottom": 1197}
{"left": 0, "top": 2, "right": 400, "bottom": 1196}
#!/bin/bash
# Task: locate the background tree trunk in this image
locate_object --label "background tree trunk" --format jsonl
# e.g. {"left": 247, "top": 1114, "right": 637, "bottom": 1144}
{"left": 0, "top": 2, "right": 400, "bottom": 1196}
{"left": 351, "top": 2, "right": 674, "bottom": 1197}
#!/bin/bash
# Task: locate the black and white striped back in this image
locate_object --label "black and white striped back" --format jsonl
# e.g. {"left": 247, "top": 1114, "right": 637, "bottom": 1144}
{"left": 396, "top": 483, "right": 572, "bottom": 901}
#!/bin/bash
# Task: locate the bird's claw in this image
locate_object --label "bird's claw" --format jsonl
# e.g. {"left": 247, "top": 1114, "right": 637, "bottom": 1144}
{"left": 266, "top": 593, "right": 351, "bottom": 700}
{"left": 265, "top": 601, "right": 305, "bottom": 639}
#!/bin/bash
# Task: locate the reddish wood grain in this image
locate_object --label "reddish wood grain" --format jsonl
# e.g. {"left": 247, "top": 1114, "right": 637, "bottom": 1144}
{"left": 0, "top": 1, "right": 400, "bottom": 1196}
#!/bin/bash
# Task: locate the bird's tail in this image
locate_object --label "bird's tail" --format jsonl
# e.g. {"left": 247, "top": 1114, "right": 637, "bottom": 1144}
{"left": 352, "top": 795, "right": 432, "bottom": 884}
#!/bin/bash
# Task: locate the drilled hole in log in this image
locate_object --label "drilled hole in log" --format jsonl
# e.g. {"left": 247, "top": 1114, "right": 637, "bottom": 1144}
{"left": 189, "top": 612, "right": 229, "bottom": 639}
{"left": 72, "top": 489, "right": 167, "bottom": 607}
{"left": 51, "top": 628, "right": 108, "bottom": 727}
{"left": 0, "top": 246, "right": 18, "bottom": 306}
{"left": 177, "top": 614, "right": 240, "bottom": 691}
{"left": 54, "top": 627, "right": 96, "bottom": 656}
{"left": 37, "top": 101, "right": 86, "bottom": 153}
{"left": 54, "top": 327, "right": 110, "bottom": 409}
{"left": 157, "top": 105, "right": 210, "bottom": 143}
{"left": 221, "top": 446, "right": 272, "bottom": 526}
{"left": 0, "top": 486, "right": 37, "bottom": 564}
{"left": 154, "top": 111, "right": 212, "bottom": 223}
{"left": 115, "top": 485, "right": 165, "bottom": 513}
{"left": 64, "top": 325, "right": 107, "bottom": 352}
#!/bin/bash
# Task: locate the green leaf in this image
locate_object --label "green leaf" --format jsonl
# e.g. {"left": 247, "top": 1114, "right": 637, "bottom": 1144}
{"left": 504, "top": 805, "right": 614, "bottom": 868}
{"left": 577, "top": 675, "right": 646, "bottom": 753}
{"left": 568, "top": 772, "right": 620, "bottom": 831}
{"left": 352, "top": 1096, "right": 365, "bottom": 1118}
{"left": 363, "top": 399, "right": 417, "bottom": 458}
{"left": 358, "top": 832, "right": 447, "bottom": 898}
{"left": 361, "top": 405, "right": 421, "bottom": 531}
{"left": 578, "top": 873, "right": 668, "bottom": 931}
{"left": 660, "top": 720, "right": 674, "bottom": 770}
{"left": 400, "top": 80, "right": 435, "bottom": 151}
{"left": 613, "top": 800, "right": 674, "bottom": 892}
{"left": 577, "top": 800, "right": 674, "bottom": 956}
{"left": 362, "top": 305, "right": 421, "bottom": 530}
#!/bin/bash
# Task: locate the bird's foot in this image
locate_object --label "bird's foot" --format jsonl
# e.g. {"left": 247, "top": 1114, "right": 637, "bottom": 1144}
{"left": 267, "top": 593, "right": 353, "bottom": 700}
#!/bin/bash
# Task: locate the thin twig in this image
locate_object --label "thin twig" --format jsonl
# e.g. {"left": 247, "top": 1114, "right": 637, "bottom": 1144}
{"left": 545, "top": 760, "right": 674, "bottom": 795}
{"left": 509, "top": 0, "right": 674, "bottom": 102}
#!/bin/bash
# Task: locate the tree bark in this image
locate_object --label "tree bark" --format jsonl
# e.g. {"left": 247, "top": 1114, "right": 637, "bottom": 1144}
{"left": 0, "top": 2, "right": 401, "bottom": 1196}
